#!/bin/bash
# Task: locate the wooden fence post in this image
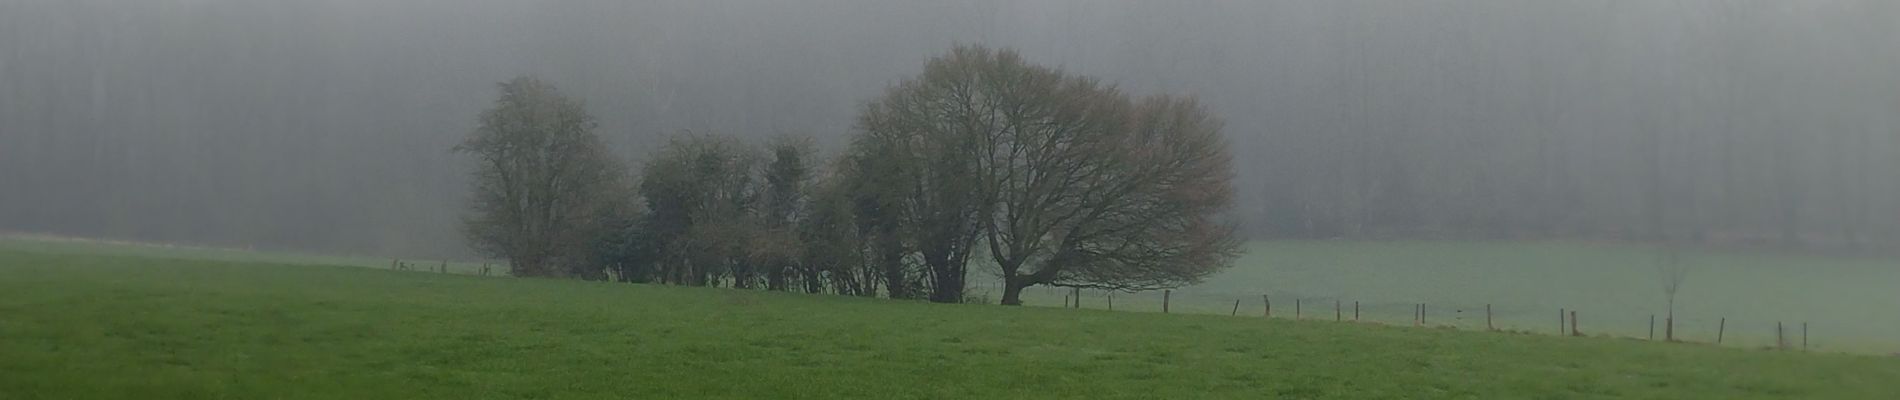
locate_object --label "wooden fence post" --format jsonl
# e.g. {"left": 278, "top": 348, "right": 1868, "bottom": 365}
{"left": 1421, "top": 303, "right": 1426, "bottom": 326}
{"left": 1648, "top": 315, "right": 1655, "bottom": 340}
{"left": 1668, "top": 316, "right": 1677, "bottom": 342}
{"left": 1263, "top": 295, "right": 1270, "bottom": 318}
{"left": 1413, "top": 304, "right": 1421, "bottom": 327}
{"left": 1570, "top": 310, "right": 1579, "bottom": 337}
{"left": 1802, "top": 322, "right": 1808, "bottom": 351}
{"left": 1354, "top": 301, "right": 1361, "bottom": 322}
{"left": 1777, "top": 321, "right": 1786, "bottom": 350}
{"left": 1335, "top": 300, "right": 1341, "bottom": 322}
{"left": 1232, "top": 299, "right": 1240, "bottom": 316}
{"left": 1295, "top": 298, "right": 1301, "bottom": 320}
{"left": 1064, "top": 294, "right": 1072, "bottom": 309}
{"left": 1073, "top": 288, "right": 1081, "bottom": 309}
{"left": 1486, "top": 304, "right": 1493, "bottom": 331}
{"left": 1559, "top": 308, "right": 1565, "bottom": 335}
{"left": 1163, "top": 290, "right": 1171, "bottom": 314}
{"left": 1717, "top": 317, "right": 1726, "bottom": 344}
{"left": 1107, "top": 293, "right": 1114, "bottom": 311}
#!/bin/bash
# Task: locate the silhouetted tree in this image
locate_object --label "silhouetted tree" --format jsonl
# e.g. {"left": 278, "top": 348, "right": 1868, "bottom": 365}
{"left": 590, "top": 207, "right": 656, "bottom": 283}
{"left": 854, "top": 46, "right": 1241, "bottom": 306}
{"left": 840, "top": 142, "right": 924, "bottom": 299}
{"left": 1656, "top": 245, "right": 1691, "bottom": 341}
{"left": 454, "top": 76, "right": 626, "bottom": 277}
{"left": 637, "top": 132, "right": 761, "bottom": 286}
{"left": 1026, "top": 96, "right": 1242, "bottom": 295}
{"left": 851, "top": 58, "right": 991, "bottom": 302}
{"left": 801, "top": 162, "right": 877, "bottom": 296}
{"left": 756, "top": 136, "right": 815, "bottom": 291}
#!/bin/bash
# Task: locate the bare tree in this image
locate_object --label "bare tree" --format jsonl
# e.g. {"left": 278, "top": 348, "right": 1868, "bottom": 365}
{"left": 986, "top": 95, "right": 1240, "bottom": 303}
{"left": 454, "top": 76, "right": 626, "bottom": 277}
{"left": 1656, "top": 245, "right": 1691, "bottom": 341}
{"left": 1027, "top": 96, "right": 1242, "bottom": 295}
{"left": 854, "top": 46, "right": 1240, "bottom": 306}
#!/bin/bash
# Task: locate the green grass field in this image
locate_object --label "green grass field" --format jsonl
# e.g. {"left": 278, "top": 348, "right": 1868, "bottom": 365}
{"left": 1007, "top": 241, "right": 1900, "bottom": 354}
{"left": 4, "top": 242, "right": 1900, "bottom": 398}
{"left": 0, "top": 235, "right": 496, "bottom": 274}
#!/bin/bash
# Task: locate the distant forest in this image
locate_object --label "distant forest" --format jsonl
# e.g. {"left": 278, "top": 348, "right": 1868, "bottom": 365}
{"left": 3, "top": 1, "right": 1897, "bottom": 257}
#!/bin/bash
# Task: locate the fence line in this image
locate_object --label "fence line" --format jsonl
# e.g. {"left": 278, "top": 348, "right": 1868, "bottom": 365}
{"left": 1030, "top": 288, "right": 1839, "bottom": 353}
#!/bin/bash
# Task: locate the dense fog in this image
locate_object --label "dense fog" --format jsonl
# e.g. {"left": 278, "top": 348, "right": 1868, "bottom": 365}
{"left": 3, "top": 1, "right": 1896, "bottom": 259}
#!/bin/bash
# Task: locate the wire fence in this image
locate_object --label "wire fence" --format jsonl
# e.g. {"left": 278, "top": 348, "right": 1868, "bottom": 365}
{"left": 393, "top": 267, "right": 1872, "bottom": 354}
{"left": 1015, "top": 286, "right": 1845, "bottom": 353}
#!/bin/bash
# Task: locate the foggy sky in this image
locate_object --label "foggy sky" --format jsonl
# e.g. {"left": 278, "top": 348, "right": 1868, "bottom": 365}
{"left": 3, "top": 1, "right": 1897, "bottom": 258}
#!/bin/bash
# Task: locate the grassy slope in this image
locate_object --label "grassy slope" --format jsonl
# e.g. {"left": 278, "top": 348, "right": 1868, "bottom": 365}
{"left": 3, "top": 250, "right": 1899, "bottom": 399}
{"left": 0, "top": 235, "right": 495, "bottom": 273}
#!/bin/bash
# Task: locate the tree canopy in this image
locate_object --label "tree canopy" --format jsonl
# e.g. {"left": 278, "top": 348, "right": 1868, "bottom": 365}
{"left": 849, "top": 45, "right": 1241, "bottom": 305}
{"left": 455, "top": 76, "right": 627, "bottom": 277}
{"left": 452, "top": 48, "right": 1238, "bottom": 305}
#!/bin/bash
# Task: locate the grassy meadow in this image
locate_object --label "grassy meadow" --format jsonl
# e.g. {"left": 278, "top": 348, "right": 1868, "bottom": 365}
{"left": 3, "top": 240, "right": 1900, "bottom": 398}
{"left": 1006, "top": 241, "right": 1900, "bottom": 354}
{"left": 0, "top": 235, "right": 497, "bottom": 274}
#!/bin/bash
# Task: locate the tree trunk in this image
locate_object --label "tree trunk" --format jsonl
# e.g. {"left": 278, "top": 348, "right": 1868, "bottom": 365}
{"left": 858, "top": 263, "right": 879, "bottom": 298}
{"left": 508, "top": 254, "right": 547, "bottom": 277}
{"left": 1665, "top": 302, "right": 1675, "bottom": 341}
{"left": 803, "top": 268, "right": 824, "bottom": 294}
{"left": 876, "top": 226, "right": 908, "bottom": 299}
{"left": 882, "top": 266, "right": 907, "bottom": 299}
{"left": 929, "top": 269, "right": 965, "bottom": 303}
{"left": 766, "top": 263, "right": 788, "bottom": 291}
{"left": 921, "top": 248, "right": 968, "bottom": 303}
{"left": 1000, "top": 276, "right": 1032, "bottom": 306}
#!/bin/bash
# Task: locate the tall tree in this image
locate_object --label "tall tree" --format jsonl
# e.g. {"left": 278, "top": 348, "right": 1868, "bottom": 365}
{"left": 1024, "top": 96, "right": 1242, "bottom": 296}
{"left": 987, "top": 94, "right": 1240, "bottom": 304}
{"left": 853, "top": 55, "right": 992, "bottom": 302}
{"left": 637, "top": 132, "right": 760, "bottom": 287}
{"left": 854, "top": 46, "right": 1240, "bottom": 306}
{"left": 756, "top": 136, "right": 815, "bottom": 291}
{"left": 454, "top": 76, "right": 625, "bottom": 277}
{"left": 800, "top": 165, "right": 875, "bottom": 295}
{"left": 840, "top": 138, "right": 926, "bottom": 300}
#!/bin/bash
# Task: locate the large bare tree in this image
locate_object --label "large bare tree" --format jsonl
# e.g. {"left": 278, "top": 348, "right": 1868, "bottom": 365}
{"left": 1022, "top": 96, "right": 1241, "bottom": 297}
{"left": 455, "top": 76, "right": 626, "bottom": 277}
{"left": 854, "top": 46, "right": 1240, "bottom": 305}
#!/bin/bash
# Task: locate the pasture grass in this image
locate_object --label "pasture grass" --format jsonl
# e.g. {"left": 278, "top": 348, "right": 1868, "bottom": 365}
{"left": 1009, "top": 240, "right": 1900, "bottom": 354}
{"left": 3, "top": 247, "right": 1899, "bottom": 399}
{"left": 0, "top": 234, "right": 497, "bottom": 274}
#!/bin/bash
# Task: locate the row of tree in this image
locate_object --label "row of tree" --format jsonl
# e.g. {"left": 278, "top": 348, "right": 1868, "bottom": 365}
{"left": 457, "top": 46, "right": 1241, "bottom": 304}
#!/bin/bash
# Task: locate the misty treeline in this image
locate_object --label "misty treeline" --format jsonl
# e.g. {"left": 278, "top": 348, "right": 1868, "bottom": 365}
{"left": 3, "top": 1, "right": 1898, "bottom": 258}
{"left": 464, "top": 47, "right": 1239, "bottom": 304}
